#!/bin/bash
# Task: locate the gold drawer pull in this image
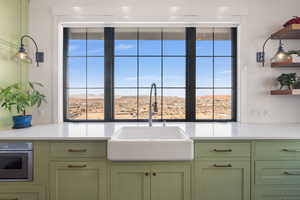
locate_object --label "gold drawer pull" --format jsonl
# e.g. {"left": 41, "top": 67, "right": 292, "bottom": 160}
{"left": 67, "top": 164, "right": 87, "bottom": 168}
{"left": 67, "top": 149, "right": 87, "bottom": 153}
{"left": 213, "top": 149, "right": 232, "bottom": 152}
{"left": 284, "top": 171, "right": 300, "bottom": 175}
{"left": 282, "top": 149, "right": 300, "bottom": 152}
{"left": 213, "top": 164, "right": 232, "bottom": 168}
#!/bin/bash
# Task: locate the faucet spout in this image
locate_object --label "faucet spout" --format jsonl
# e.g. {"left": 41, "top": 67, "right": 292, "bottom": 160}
{"left": 149, "top": 83, "right": 158, "bottom": 127}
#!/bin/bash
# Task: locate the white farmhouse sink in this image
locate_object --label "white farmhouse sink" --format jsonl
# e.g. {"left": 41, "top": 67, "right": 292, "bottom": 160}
{"left": 108, "top": 126, "right": 194, "bottom": 161}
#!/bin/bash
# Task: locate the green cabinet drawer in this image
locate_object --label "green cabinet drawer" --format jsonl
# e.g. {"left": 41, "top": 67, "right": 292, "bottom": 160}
{"left": 255, "top": 141, "right": 300, "bottom": 160}
{"left": 0, "top": 193, "right": 39, "bottom": 200}
{"left": 50, "top": 142, "right": 106, "bottom": 158}
{"left": 195, "top": 142, "right": 251, "bottom": 159}
{"left": 255, "top": 161, "right": 300, "bottom": 184}
{"left": 0, "top": 186, "right": 45, "bottom": 200}
{"left": 255, "top": 185, "right": 300, "bottom": 200}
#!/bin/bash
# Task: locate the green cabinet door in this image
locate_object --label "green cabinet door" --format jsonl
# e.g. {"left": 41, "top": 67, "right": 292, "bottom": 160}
{"left": 111, "top": 165, "right": 151, "bottom": 200}
{"left": 150, "top": 165, "right": 191, "bottom": 200}
{"left": 111, "top": 164, "right": 191, "bottom": 200}
{"left": 195, "top": 161, "right": 250, "bottom": 200}
{"left": 50, "top": 161, "right": 107, "bottom": 200}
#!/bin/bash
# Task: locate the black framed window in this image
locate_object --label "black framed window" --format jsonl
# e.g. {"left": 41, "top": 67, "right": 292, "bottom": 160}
{"left": 64, "top": 28, "right": 105, "bottom": 121}
{"left": 63, "top": 27, "right": 237, "bottom": 122}
{"left": 114, "top": 28, "right": 186, "bottom": 120}
{"left": 195, "top": 28, "right": 237, "bottom": 121}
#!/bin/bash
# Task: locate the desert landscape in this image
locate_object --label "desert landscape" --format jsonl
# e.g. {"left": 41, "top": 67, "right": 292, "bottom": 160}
{"left": 67, "top": 94, "right": 231, "bottom": 120}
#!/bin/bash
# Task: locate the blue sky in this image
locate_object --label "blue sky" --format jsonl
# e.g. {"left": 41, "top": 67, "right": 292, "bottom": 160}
{"left": 67, "top": 38, "right": 232, "bottom": 97}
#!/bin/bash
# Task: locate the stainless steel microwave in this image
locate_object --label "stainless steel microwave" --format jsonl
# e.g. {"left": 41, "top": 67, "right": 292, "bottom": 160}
{"left": 0, "top": 142, "right": 33, "bottom": 181}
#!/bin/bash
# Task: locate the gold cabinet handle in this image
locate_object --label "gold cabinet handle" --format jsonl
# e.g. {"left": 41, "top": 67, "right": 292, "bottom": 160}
{"left": 213, "top": 149, "right": 232, "bottom": 152}
{"left": 145, "top": 172, "right": 149, "bottom": 176}
{"left": 282, "top": 149, "right": 300, "bottom": 152}
{"left": 213, "top": 164, "right": 232, "bottom": 168}
{"left": 152, "top": 172, "right": 157, "bottom": 176}
{"left": 67, "top": 164, "right": 87, "bottom": 168}
{"left": 67, "top": 149, "right": 87, "bottom": 153}
{"left": 284, "top": 171, "right": 300, "bottom": 175}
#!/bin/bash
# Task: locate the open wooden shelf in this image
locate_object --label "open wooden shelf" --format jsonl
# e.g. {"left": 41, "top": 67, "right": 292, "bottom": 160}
{"left": 271, "top": 62, "right": 300, "bottom": 68}
{"left": 271, "top": 24, "right": 300, "bottom": 39}
{"left": 271, "top": 89, "right": 300, "bottom": 95}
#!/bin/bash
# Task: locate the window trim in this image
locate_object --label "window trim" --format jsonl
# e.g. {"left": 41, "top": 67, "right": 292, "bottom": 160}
{"left": 63, "top": 27, "right": 237, "bottom": 122}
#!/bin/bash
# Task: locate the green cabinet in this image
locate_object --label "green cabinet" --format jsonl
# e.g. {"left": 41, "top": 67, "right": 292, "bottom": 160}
{"left": 0, "top": 186, "right": 45, "bottom": 200}
{"left": 195, "top": 161, "right": 250, "bottom": 200}
{"left": 50, "top": 161, "right": 107, "bottom": 200}
{"left": 111, "top": 164, "right": 191, "bottom": 200}
{"left": 111, "top": 165, "right": 150, "bottom": 200}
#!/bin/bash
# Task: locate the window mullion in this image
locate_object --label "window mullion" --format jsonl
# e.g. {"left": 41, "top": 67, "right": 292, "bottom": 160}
{"left": 231, "top": 27, "right": 238, "bottom": 121}
{"left": 185, "top": 27, "right": 196, "bottom": 121}
{"left": 104, "top": 27, "right": 114, "bottom": 121}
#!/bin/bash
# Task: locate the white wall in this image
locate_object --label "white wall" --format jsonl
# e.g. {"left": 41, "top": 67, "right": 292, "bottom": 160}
{"left": 28, "top": 0, "right": 300, "bottom": 124}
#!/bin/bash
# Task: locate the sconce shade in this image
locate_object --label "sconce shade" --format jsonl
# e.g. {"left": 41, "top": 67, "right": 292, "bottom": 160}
{"left": 271, "top": 41, "right": 293, "bottom": 64}
{"left": 15, "top": 45, "right": 33, "bottom": 64}
{"left": 271, "top": 41, "right": 292, "bottom": 64}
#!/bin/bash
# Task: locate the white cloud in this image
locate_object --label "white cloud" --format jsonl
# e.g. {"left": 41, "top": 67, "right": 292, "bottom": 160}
{"left": 116, "top": 44, "right": 135, "bottom": 50}
{"left": 218, "top": 70, "right": 231, "bottom": 74}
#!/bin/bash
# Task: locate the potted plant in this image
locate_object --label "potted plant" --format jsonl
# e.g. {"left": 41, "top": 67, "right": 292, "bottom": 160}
{"left": 0, "top": 82, "right": 46, "bottom": 129}
{"left": 277, "top": 73, "right": 297, "bottom": 90}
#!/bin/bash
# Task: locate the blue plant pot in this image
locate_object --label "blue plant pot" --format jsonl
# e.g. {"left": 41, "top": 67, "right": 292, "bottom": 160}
{"left": 12, "top": 115, "right": 32, "bottom": 129}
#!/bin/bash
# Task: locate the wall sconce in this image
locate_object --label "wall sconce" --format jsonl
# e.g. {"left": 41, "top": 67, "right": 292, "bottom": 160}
{"left": 257, "top": 38, "right": 291, "bottom": 67}
{"left": 15, "top": 35, "right": 44, "bottom": 67}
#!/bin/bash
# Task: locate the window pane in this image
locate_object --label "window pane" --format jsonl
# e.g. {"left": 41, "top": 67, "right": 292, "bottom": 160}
{"left": 196, "top": 57, "right": 213, "bottom": 88}
{"left": 163, "top": 57, "right": 185, "bottom": 87}
{"left": 66, "top": 57, "right": 86, "bottom": 88}
{"left": 87, "top": 28, "right": 104, "bottom": 56}
{"left": 214, "top": 28, "right": 232, "bottom": 56}
{"left": 214, "top": 89, "right": 232, "bottom": 120}
{"left": 66, "top": 89, "right": 86, "bottom": 120}
{"left": 67, "top": 28, "right": 86, "bottom": 56}
{"left": 163, "top": 28, "right": 185, "bottom": 56}
{"left": 196, "top": 89, "right": 213, "bottom": 120}
{"left": 138, "top": 88, "right": 162, "bottom": 120}
{"left": 139, "top": 28, "right": 162, "bottom": 56}
{"left": 87, "top": 89, "right": 104, "bottom": 120}
{"left": 163, "top": 89, "right": 185, "bottom": 119}
{"left": 214, "top": 57, "right": 232, "bottom": 88}
{"left": 87, "top": 57, "right": 104, "bottom": 88}
{"left": 115, "top": 57, "right": 137, "bottom": 87}
{"left": 139, "top": 57, "right": 161, "bottom": 87}
{"left": 115, "top": 28, "right": 138, "bottom": 56}
{"left": 196, "top": 28, "right": 213, "bottom": 56}
{"left": 114, "top": 89, "right": 138, "bottom": 120}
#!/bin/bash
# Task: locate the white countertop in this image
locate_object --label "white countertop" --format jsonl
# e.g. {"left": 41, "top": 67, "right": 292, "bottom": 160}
{"left": 0, "top": 122, "right": 300, "bottom": 140}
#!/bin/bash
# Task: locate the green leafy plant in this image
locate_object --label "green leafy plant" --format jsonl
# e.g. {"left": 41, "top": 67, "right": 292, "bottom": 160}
{"left": 0, "top": 82, "right": 46, "bottom": 116}
{"left": 277, "top": 73, "right": 297, "bottom": 90}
